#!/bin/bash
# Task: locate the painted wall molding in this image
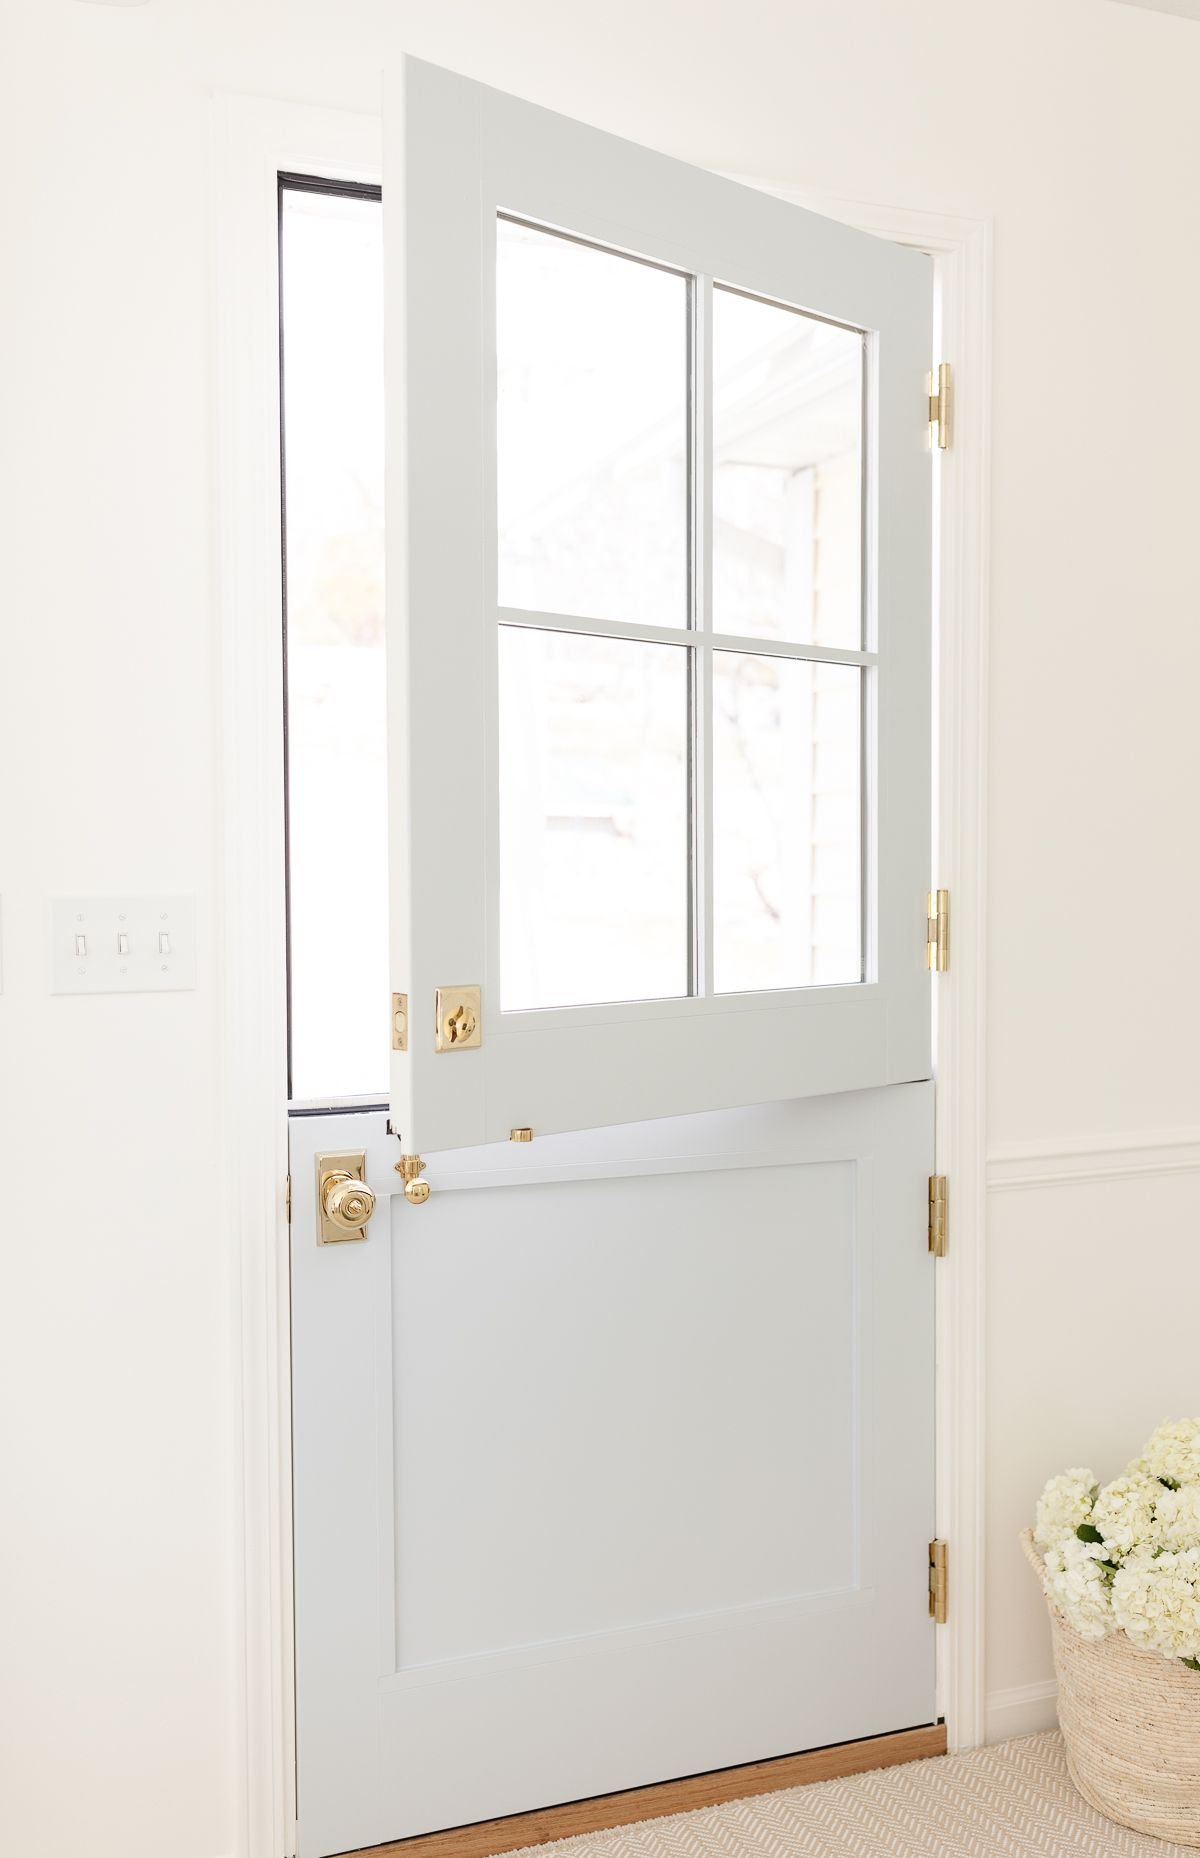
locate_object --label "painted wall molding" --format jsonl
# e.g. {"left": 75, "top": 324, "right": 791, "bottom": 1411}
{"left": 988, "top": 1129, "right": 1200, "bottom": 1191}
{"left": 985, "top": 1679, "right": 1058, "bottom": 1743}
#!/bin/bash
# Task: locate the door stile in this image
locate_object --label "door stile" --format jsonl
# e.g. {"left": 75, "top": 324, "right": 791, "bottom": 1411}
{"left": 387, "top": 63, "right": 489, "bottom": 1154}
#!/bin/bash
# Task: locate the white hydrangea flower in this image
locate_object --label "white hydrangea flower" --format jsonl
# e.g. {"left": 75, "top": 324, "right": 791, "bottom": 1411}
{"left": 1143, "top": 1419, "right": 1200, "bottom": 1489}
{"left": 1034, "top": 1468, "right": 1097, "bottom": 1552}
{"left": 1156, "top": 1483, "right": 1200, "bottom": 1553}
{"left": 1042, "top": 1533, "right": 1114, "bottom": 1640}
{"left": 1092, "top": 1473, "right": 1164, "bottom": 1558}
{"left": 1112, "top": 1549, "right": 1200, "bottom": 1663}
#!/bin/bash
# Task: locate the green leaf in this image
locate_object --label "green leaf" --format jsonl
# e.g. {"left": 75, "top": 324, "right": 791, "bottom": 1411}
{"left": 1181, "top": 1657, "right": 1200, "bottom": 1672}
{"left": 1159, "top": 1477, "right": 1181, "bottom": 1491}
{"left": 1076, "top": 1523, "right": 1104, "bottom": 1544}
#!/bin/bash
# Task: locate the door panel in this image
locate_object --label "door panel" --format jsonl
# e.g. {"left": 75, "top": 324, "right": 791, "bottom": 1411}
{"left": 388, "top": 58, "right": 933, "bottom": 1154}
{"left": 291, "top": 1086, "right": 935, "bottom": 1857}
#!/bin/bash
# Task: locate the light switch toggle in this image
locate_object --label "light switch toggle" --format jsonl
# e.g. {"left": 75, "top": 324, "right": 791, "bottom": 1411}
{"left": 51, "top": 896, "right": 196, "bottom": 994}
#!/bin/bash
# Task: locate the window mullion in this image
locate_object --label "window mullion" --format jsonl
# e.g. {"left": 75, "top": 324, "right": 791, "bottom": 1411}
{"left": 708, "top": 632, "right": 877, "bottom": 670}
{"left": 496, "top": 606, "right": 690, "bottom": 649}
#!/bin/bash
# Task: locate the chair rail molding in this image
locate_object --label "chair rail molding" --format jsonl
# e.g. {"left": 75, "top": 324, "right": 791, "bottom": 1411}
{"left": 988, "top": 1128, "right": 1200, "bottom": 1191}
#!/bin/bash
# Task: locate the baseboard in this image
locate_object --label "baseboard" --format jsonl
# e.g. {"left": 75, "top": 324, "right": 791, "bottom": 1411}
{"left": 985, "top": 1680, "right": 1058, "bottom": 1742}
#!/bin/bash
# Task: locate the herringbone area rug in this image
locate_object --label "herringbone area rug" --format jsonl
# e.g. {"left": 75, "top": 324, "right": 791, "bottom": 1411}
{"left": 506, "top": 1732, "right": 1195, "bottom": 1858}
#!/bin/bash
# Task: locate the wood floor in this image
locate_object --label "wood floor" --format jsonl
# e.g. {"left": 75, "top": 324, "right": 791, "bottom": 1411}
{"left": 349, "top": 1724, "right": 947, "bottom": 1858}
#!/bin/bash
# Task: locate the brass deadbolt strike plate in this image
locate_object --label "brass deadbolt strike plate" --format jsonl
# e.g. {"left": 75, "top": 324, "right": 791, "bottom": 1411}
{"left": 316, "top": 1151, "right": 376, "bottom": 1245}
{"left": 434, "top": 984, "right": 481, "bottom": 1052}
{"left": 395, "top": 1153, "right": 430, "bottom": 1205}
{"left": 392, "top": 992, "right": 408, "bottom": 1052}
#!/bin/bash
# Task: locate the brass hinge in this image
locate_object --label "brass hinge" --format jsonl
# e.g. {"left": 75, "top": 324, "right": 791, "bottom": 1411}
{"left": 285, "top": 1174, "right": 292, "bottom": 1224}
{"left": 929, "top": 1539, "right": 949, "bottom": 1623}
{"left": 928, "top": 1174, "right": 948, "bottom": 1257}
{"left": 926, "top": 889, "right": 950, "bottom": 972}
{"left": 928, "top": 361, "right": 951, "bottom": 449}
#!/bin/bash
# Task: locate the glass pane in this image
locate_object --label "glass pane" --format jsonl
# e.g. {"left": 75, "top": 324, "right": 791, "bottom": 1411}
{"left": 281, "top": 186, "right": 387, "bottom": 1101}
{"left": 499, "top": 627, "right": 690, "bottom": 1009}
{"left": 712, "top": 288, "right": 863, "bottom": 648}
{"left": 713, "top": 653, "right": 861, "bottom": 993}
{"left": 497, "top": 219, "right": 689, "bottom": 627}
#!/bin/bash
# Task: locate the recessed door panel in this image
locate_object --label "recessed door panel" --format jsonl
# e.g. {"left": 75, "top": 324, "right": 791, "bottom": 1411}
{"left": 393, "top": 1160, "right": 857, "bottom": 1667}
{"left": 291, "top": 1084, "right": 935, "bottom": 1856}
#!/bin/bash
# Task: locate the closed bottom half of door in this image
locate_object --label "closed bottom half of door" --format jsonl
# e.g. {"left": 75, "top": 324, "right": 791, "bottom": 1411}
{"left": 291, "top": 1081, "right": 935, "bottom": 1858}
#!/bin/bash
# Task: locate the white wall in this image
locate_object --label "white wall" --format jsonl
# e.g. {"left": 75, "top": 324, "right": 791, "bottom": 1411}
{"left": 3, "top": 1, "right": 1200, "bottom": 1852}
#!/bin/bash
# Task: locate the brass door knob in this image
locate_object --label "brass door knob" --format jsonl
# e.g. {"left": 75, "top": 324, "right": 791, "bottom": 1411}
{"left": 321, "top": 1171, "right": 377, "bottom": 1233}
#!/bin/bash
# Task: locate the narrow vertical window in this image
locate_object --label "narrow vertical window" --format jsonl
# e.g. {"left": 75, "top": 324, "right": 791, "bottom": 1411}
{"left": 496, "top": 218, "right": 693, "bottom": 1010}
{"left": 279, "top": 179, "right": 386, "bottom": 1101}
{"left": 711, "top": 289, "right": 868, "bottom": 991}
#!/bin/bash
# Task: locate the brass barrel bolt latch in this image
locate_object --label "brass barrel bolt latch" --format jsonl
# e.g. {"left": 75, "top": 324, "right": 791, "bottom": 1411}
{"left": 395, "top": 1154, "right": 430, "bottom": 1205}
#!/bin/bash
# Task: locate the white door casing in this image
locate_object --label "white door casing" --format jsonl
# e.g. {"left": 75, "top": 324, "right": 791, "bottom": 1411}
{"left": 388, "top": 57, "right": 933, "bottom": 1155}
{"left": 291, "top": 1085, "right": 935, "bottom": 1857}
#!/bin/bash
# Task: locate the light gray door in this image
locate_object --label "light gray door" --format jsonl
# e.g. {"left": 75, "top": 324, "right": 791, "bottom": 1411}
{"left": 291, "top": 1087, "right": 934, "bottom": 1857}
{"left": 285, "top": 53, "right": 938, "bottom": 1858}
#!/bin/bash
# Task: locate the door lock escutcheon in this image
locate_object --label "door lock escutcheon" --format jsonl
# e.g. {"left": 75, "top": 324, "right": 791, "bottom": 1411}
{"left": 434, "top": 984, "right": 481, "bottom": 1052}
{"left": 316, "top": 1151, "right": 376, "bottom": 1244}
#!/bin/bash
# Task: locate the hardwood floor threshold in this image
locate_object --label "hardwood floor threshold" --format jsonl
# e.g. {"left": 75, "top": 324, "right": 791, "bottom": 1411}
{"left": 346, "top": 1722, "right": 947, "bottom": 1858}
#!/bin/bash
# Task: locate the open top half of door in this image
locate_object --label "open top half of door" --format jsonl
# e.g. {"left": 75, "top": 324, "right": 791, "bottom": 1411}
{"left": 387, "top": 56, "right": 932, "bottom": 1155}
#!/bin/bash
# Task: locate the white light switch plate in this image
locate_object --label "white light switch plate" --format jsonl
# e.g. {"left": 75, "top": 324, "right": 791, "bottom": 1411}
{"left": 50, "top": 896, "right": 197, "bottom": 994}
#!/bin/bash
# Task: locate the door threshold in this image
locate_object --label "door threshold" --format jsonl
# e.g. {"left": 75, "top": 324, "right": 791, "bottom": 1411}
{"left": 345, "top": 1723, "right": 947, "bottom": 1858}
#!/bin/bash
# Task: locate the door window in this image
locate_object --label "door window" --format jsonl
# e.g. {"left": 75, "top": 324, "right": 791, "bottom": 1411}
{"left": 494, "top": 219, "right": 872, "bottom": 1018}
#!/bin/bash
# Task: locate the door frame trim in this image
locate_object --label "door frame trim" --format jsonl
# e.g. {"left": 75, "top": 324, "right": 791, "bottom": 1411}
{"left": 215, "top": 94, "right": 383, "bottom": 1858}
{"left": 765, "top": 189, "right": 993, "bottom": 1755}
{"left": 215, "top": 94, "right": 990, "bottom": 1858}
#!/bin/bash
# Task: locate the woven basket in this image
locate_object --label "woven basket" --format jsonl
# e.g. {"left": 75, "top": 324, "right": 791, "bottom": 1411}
{"left": 1022, "top": 1527, "right": 1200, "bottom": 1845}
